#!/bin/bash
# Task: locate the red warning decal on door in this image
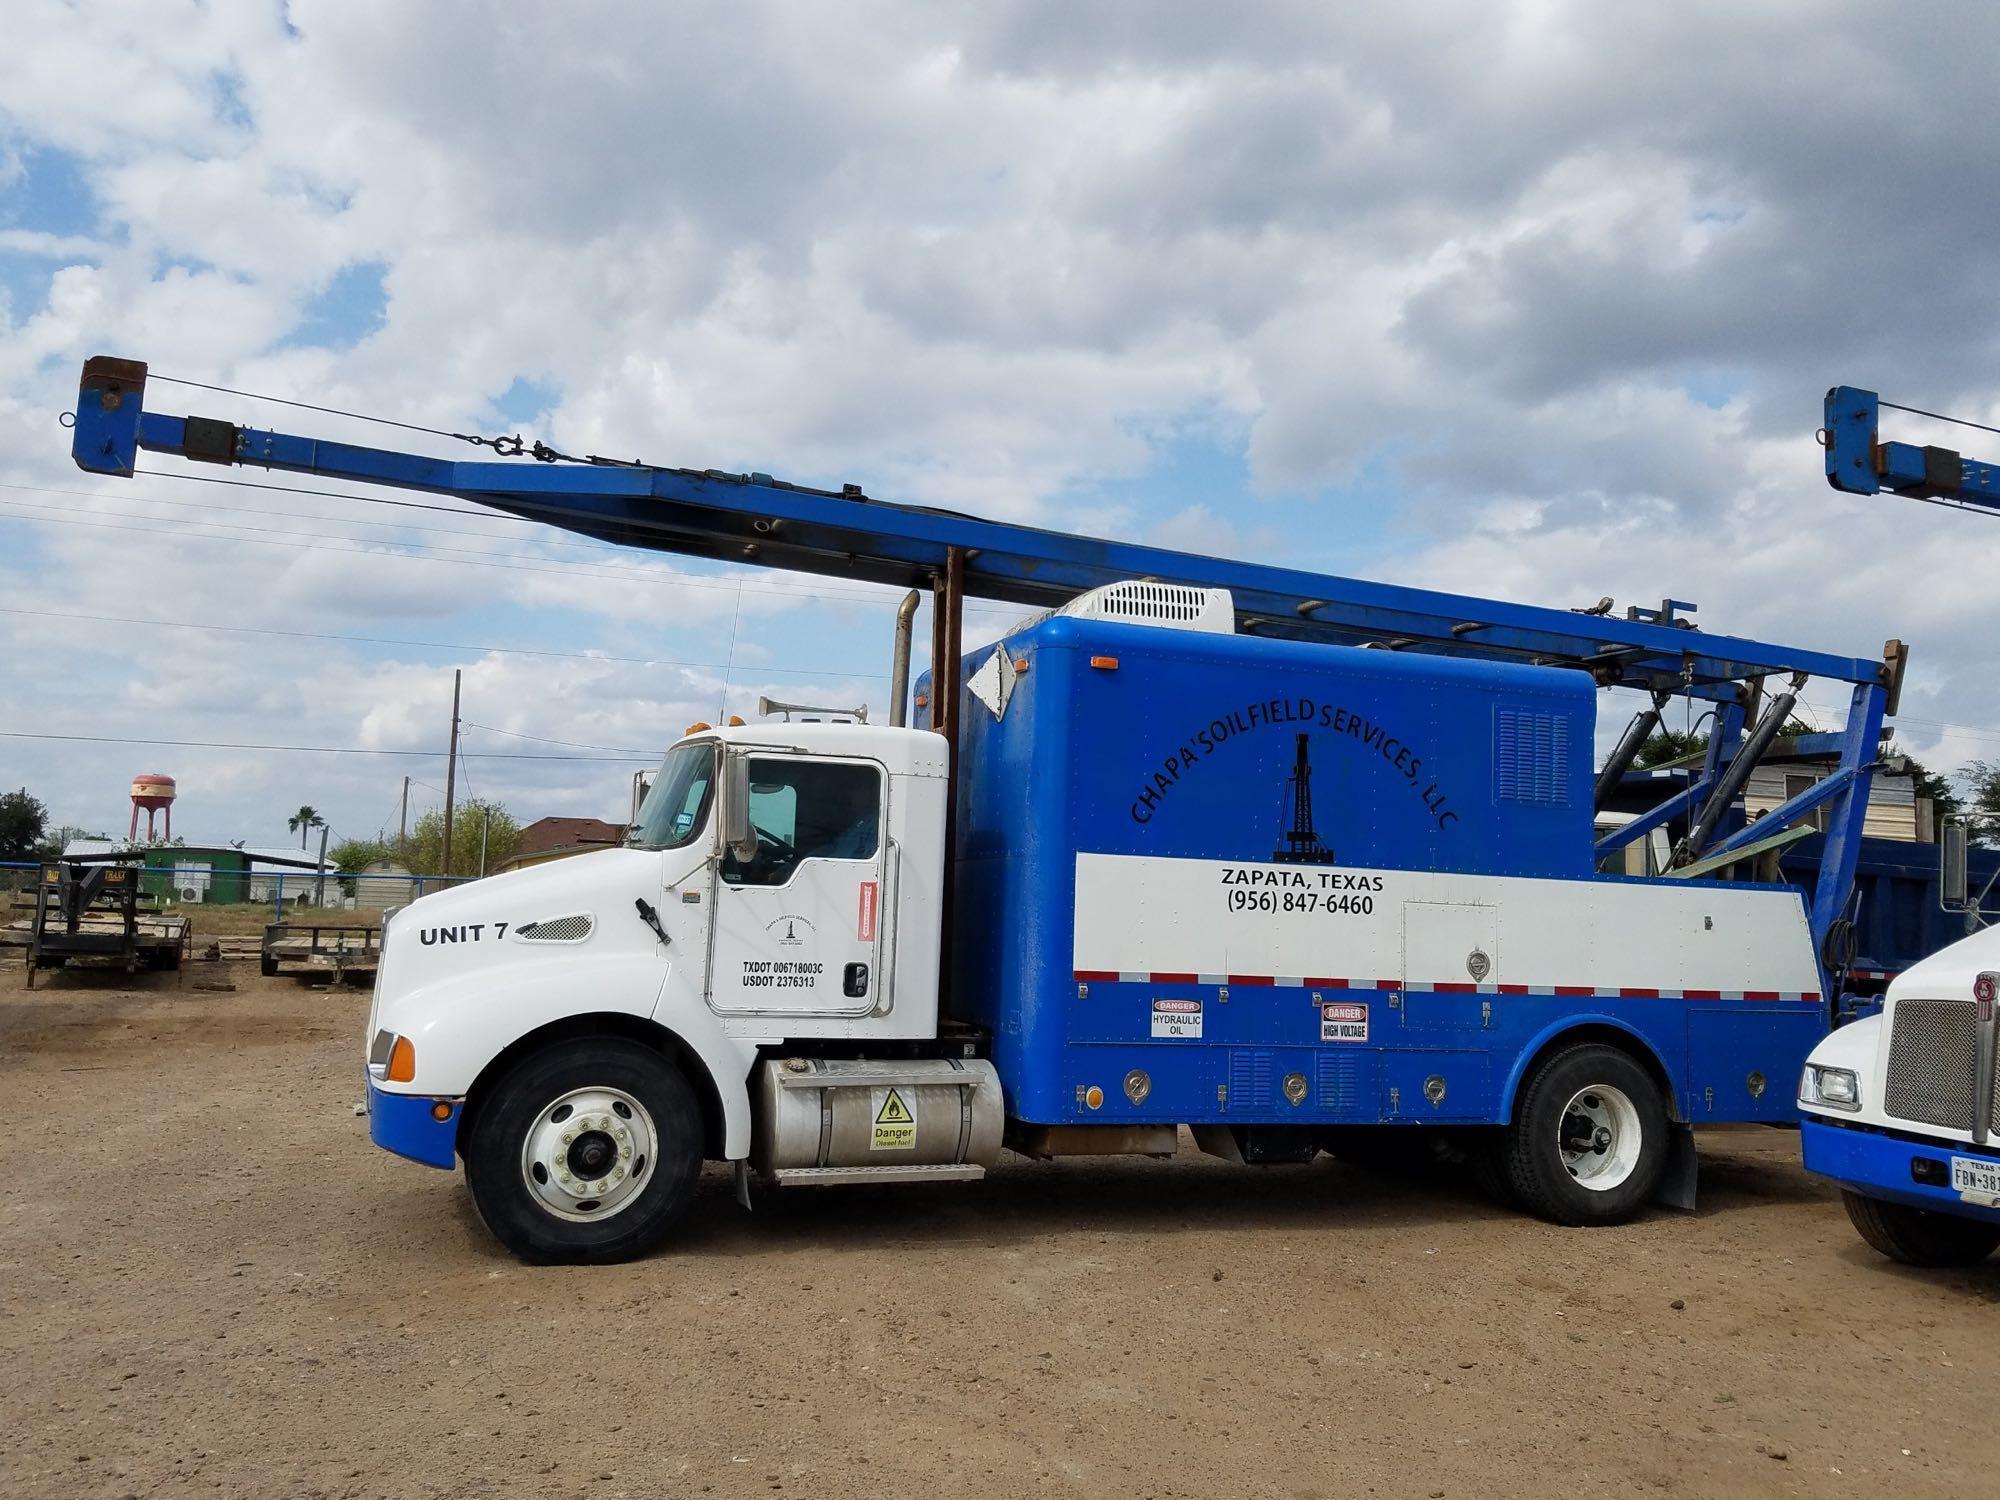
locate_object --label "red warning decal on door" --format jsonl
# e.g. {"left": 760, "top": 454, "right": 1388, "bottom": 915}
{"left": 858, "top": 880, "right": 879, "bottom": 942}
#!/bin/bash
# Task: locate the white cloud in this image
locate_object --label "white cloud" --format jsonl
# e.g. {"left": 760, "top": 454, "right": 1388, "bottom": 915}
{"left": 3, "top": 0, "right": 2000, "bottom": 844}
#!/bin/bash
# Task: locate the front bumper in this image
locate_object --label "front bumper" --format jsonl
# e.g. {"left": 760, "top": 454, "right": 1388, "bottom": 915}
{"left": 366, "top": 1075, "right": 463, "bottom": 1170}
{"left": 1800, "top": 1115, "right": 2000, "bottom": 1225}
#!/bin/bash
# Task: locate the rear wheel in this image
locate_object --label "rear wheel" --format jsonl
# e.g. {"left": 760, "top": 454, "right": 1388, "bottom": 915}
{"left": 464, "top": 1036, "right": 703, "bottom": 1264}
{"left": 1503, "top": 1043, "right": 1667, "bottom": 1225}
{"left": 1842, "top": 1191, "right": 2000, "bottom": 1267}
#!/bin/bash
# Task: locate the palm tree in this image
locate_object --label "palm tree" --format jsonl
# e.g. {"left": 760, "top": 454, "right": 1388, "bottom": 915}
{"left": 288, "top": 805, "right": 325, "bottom": 849}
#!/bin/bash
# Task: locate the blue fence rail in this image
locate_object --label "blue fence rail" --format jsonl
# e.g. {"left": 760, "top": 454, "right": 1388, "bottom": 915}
{"left": 1, "top": 861, "right": 475, "bottom": 919}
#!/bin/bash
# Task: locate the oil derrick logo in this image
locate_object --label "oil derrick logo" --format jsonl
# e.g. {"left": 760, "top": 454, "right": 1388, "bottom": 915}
{"left": 1274, "top": 732, "right": 1337, "bottom": 864}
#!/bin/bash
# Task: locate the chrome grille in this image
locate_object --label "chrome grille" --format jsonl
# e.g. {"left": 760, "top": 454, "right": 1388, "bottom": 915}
{"left": 1884, "top": 998, "right": 1977, "bottom": 1130}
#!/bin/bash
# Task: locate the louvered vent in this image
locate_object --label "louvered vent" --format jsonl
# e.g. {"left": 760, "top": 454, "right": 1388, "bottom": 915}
{"left": 1229, "top": 1050, "right": 1275, "bottom": 1109}
{"left": 1315, "top": 1051, "right": 1369, "bottom": 1114}
{"left": 518, "top": 913, "right": 593, "bottom": 942}
{"left": 1494, "top": 709, "right": 1571, "bottom": 806}
{"left": 1016, "top": 580, "right": 1235, "bottom": 635}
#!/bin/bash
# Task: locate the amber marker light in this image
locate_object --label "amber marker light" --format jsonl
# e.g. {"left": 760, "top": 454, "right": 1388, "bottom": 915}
{"left": 431, "top": 1102, "right": 454, "bottom": 1122}
{"left": 1088, "top": 655, "right": 1119, "bottom": 670}
{"left": 387, "top": 1036, "right": 417, "bottom": 1083}
{"left": 1084, "top": 1085, "right": 1104, "bottom": 1109}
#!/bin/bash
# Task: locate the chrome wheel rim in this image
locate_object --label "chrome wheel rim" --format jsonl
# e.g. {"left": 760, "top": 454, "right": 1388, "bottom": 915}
{"left": 520, "top": 1086, "right": 656, "bottom": 1223}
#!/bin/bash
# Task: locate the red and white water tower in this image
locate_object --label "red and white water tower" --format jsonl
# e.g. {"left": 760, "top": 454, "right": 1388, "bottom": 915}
{"left": 129, "top": 773, "right": 177, "bottom": 843}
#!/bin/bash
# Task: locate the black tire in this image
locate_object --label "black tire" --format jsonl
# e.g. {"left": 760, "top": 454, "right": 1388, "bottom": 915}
{"left": 1842, "top": 1191, "right": 2000, "bottom": 1267}
{"left": 463, "top": 1036, "right": 702, "bottom": 1264}
{"left": 1503, "top": 1043, "right": 1667, "bottom": 1226}
{"left": 260, "top": 955, "right": 278, "bottom": 978}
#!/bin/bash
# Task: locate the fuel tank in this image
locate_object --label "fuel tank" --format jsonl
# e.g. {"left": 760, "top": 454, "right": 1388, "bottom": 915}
{"left": 751, "top": 1056, "right": 1004, "bottom": 1184}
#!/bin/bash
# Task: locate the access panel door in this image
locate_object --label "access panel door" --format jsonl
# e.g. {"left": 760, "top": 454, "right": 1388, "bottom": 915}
{"left": 1401, "top": 901, "right": 1499, "bottom": 1033}
{"left": 707, "top": 755, "right": 887, "bottom": 1019}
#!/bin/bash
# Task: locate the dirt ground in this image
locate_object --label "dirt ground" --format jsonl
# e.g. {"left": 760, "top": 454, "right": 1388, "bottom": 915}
{"left": 4, "top": 958, "right": 1998, "bottom": 1500}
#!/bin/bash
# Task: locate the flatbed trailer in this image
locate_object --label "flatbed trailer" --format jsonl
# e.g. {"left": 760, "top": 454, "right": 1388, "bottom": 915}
{"left": 261, "top": 921, "right": 382, "bottom": 983}
{"left": 18, "top": 861, "right": 190, "bottom": 988}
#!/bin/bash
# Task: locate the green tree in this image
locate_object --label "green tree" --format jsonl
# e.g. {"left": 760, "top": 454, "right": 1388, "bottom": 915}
{"left": 1961, "top": 760, "right": 2000, "bottom": 845}
{"left": 0, "top": 787, "right": 48, "bottom": 862}
{"left": 330, "top": 837, "right": 392, "bottom": 898}
{"left": 1636, "top": 727, "right": 1709, "bottom": 768}
{"left": 408, "top": 800, "right": 521, "bottom": 878}
{"left": 1882, "top": 739, "right": 1963, "bottom": 843}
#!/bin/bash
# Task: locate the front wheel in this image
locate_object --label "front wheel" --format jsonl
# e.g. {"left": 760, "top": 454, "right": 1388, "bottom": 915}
{"left": 464, "top": 1036, "right": 703, "bottom": 1264}
{"left": 1502, "top": 1043, "right": 1667, "bottom": 1225}
{"left": 1842, "top": 1191, "right": 2000, "bottom": 1267}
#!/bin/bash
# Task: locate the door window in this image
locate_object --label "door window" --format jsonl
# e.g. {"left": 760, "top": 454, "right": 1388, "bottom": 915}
{"left": 723, "top": 759, "right": 881, "bottom": 887}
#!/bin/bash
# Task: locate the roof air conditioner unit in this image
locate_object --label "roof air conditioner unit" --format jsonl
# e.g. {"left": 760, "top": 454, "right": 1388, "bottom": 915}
{"left": 1023, "top": 580, "right": 1236, "bottom": 636}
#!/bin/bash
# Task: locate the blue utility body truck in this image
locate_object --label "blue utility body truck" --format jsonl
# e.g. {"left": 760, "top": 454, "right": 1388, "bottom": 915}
{"left": 66, "top": 356, "right": 1905, "bottom": 1262}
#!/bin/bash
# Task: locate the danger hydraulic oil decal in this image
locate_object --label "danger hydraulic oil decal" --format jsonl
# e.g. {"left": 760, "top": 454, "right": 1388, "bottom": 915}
{"left": 1151, "top": 997, "right": 1203, "bottom": 1039}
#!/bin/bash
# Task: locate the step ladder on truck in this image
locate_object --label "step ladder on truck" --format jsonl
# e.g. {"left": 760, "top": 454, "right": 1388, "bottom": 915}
{"left": 70, "top": 355, "right": 1904, "bottom": 1263}
{"left": 1796, "top": 387, "right": 2000, "bottom": 1266}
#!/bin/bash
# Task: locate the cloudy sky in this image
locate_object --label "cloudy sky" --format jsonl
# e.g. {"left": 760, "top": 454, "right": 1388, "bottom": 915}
{"left": 3, "top": 1, "right": 1999, "bottom": 854}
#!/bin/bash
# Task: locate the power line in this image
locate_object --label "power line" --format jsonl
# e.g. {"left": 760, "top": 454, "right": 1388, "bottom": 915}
{"left": 0, "top": 491, "right": 1020, "bottom": 617}
{"left": 131, "top": 469, "right": 568, "bottom": 529}
{"left": 0, "top": 604, "right": 891, "bottom": 679}
{"left": 462, "top": 721, "right": 657, "bottom": 755}
{"left": 0, "top": 730, "right": 653, "bottom": 762}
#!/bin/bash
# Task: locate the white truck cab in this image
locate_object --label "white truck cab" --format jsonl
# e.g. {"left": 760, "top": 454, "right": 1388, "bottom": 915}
{"left": 1800, "top": 922, "right": 2000, "bottom": 1266}
{"left": 363, "top": 717, "right": 991, "bottom": 1262}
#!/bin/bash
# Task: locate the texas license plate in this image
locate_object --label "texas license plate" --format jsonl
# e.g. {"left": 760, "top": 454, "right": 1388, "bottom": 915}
{"left": 1949, "top": 1155, "right": 2000, "bottom": 1202}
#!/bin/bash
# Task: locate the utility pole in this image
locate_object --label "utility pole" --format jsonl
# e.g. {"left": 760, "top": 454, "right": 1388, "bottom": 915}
{"left": 478, "top": 805, "right": 490, "bottom": 878}
{"left": 442, "top": 669, "right": 461, "bottom": 880}
{"left": 315, "top": 823, "right": 329, "bottom": 907}
{"left": 397, "top": 775, "right": 409, "bottom": 858}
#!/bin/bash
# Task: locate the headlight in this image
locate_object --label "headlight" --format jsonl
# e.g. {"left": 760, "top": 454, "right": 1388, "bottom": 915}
{"left": 1801, "top": 1064, "right": 1861, "bottom": 1112}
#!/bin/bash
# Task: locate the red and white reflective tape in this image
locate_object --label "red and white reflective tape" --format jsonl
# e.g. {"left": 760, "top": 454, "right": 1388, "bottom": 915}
{"left": 1072, "top": 970, "right": 1817, "bottom": 1003}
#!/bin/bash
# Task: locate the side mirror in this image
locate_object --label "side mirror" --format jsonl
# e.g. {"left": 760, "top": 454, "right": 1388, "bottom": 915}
{"left": 722, "top": 751, "right": 758, "bottom": 864}
{"left": 1943, "top": 819, "right": 1969, "bottom": 911}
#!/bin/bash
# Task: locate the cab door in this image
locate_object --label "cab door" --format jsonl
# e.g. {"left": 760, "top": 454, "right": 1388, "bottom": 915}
{"left": 706, "top": 753, "right": 887, "bottom": 1018}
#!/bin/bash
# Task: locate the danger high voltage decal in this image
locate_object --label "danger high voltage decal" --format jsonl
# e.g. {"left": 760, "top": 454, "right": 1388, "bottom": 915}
{"left": 1129, "top": 696, "right": 1459, "bottom": 832}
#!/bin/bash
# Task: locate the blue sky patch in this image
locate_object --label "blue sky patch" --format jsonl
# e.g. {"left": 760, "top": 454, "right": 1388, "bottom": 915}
{"left": 283, "top": 260, "right": 388, "bottom": 350}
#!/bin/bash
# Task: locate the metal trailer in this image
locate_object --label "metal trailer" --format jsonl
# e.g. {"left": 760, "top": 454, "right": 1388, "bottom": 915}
{"left": 260, "top": 921, "right": 383, "bottom": 983}
{"left": 69, "top": 356, "right": 1906, "bottom": 1262}
{"left": 17, "top": 860, "right": 191, "bottom": 989}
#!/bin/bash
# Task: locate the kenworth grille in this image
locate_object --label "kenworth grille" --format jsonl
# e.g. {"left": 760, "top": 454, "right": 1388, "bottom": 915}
{"left": 1883, "top": 997, "right": 2000, "bottom": 1133}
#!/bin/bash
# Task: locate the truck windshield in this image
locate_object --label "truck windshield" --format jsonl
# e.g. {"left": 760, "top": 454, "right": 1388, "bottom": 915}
{"left": 628, "top": 743, "right": 716, "bottom": 850}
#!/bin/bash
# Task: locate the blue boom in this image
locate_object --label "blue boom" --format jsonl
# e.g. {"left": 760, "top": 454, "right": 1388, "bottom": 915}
{"left": 70, "top": 356, "right": 1899, "bottom": 1000}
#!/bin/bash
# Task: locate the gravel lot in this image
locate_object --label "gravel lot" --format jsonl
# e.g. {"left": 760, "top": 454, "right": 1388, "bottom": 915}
{"left": 5, "top": 957, "right": 1999, "bottom": 1499}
